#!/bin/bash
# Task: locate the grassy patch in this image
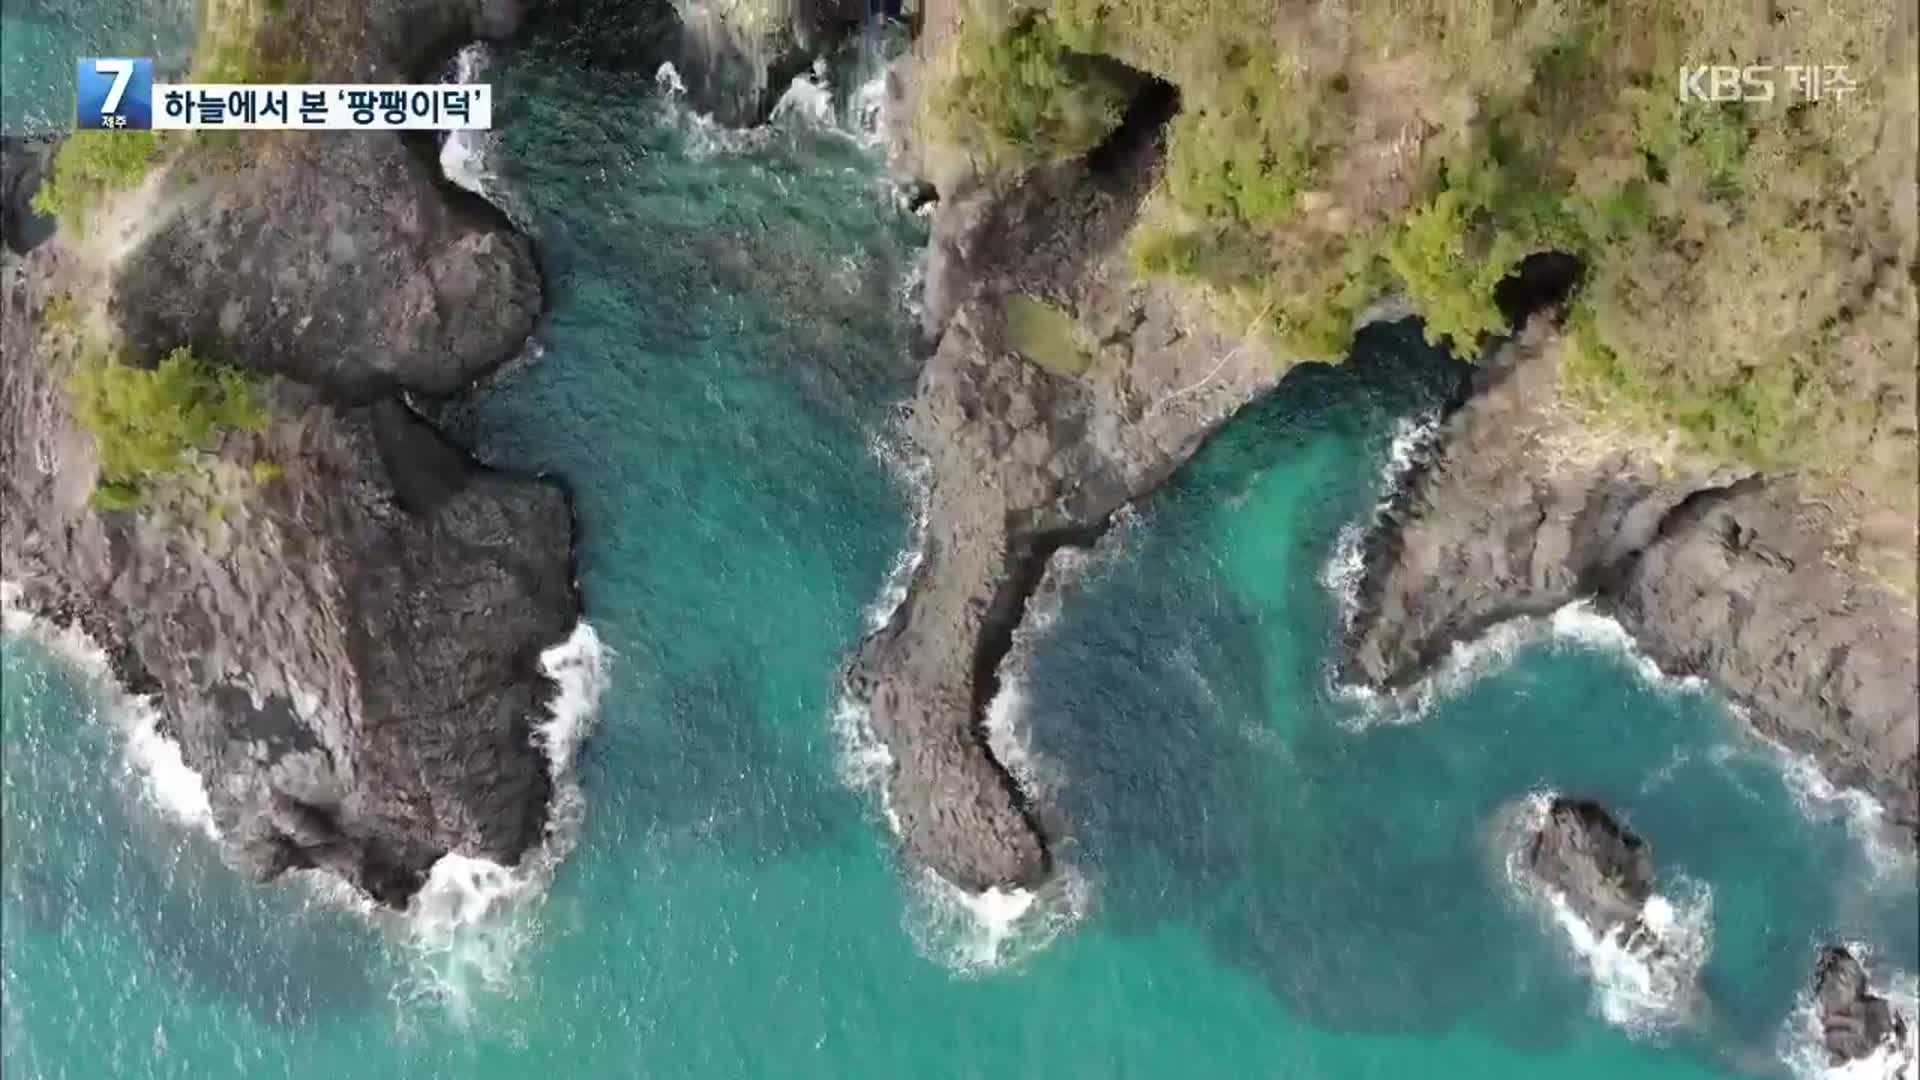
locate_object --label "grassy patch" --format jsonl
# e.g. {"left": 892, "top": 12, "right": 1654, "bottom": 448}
{"left": 29, "top": 131, "right": 164, "bottom": 231}
{"left": 193, "top": 0, "right": 308, "bottom": 83}
{"left": 1004, "top": 294, "right": 1092, "bottom": 375}
{"left": 68, "top": 347, "right": 272, "bottom": 510}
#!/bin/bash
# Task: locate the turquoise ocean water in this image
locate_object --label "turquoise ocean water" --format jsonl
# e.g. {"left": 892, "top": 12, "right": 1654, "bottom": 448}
{"left": 4, "top": 18, "right": 1916, "bottom": 1080}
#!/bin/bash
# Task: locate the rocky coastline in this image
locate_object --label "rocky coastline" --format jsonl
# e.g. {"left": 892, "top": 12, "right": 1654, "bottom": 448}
{"left": 847, "top": 70, "right": 1286, "bottom": 891}
{"left": 1340, "top": 318, "right": 1920, "bottom": 838}
{"left": 0, "top": 0, "right": 577, "bottom": 906}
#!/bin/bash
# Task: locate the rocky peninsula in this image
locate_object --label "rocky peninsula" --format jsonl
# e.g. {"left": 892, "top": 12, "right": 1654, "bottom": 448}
{"left": 0, "top": 0, "right": 575, "bottom": 905}
{"left": 1340, "top": 321, "right": 1920, "bottom": 836}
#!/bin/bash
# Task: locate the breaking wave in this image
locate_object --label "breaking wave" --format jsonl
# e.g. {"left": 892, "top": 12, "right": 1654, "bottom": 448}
{"left": 902, "top": 865, "right": 1091, "bottom": 976}
{"left": 1334, "top": 599, "right": 1710, "bottom": 729}
{"left": 3, "top": 582, "right": 611, "bottom": 1020}
{"left": 385, "top": 622, "right": 610, "bottom": 1018}
{"left": 437, "top": 43, "right": 496, "bottom": 198}
{"left": 1, "top": 582, "right": 216, "bottom": 836}
{"left": 1500, "top": 791, "right": 1714, "bottom": 1035}
{"left": 1321, "top": 408, "right": 1442, "bottom": 631}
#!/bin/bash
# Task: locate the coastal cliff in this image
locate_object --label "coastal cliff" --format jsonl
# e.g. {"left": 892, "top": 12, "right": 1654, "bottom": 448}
{"left": 0, "top": 0, "right": 576, "bottom": 905}
{"left": 1341, "top": 321, "right": 1920, "bottom": 835}
{"left": 867, "top": 0, "right": 1917, "bottom": 892}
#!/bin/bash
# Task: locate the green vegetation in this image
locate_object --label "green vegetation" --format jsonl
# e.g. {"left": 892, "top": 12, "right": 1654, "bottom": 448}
{"left": 193, "top": 0, "right": 308, "bottom": 83}
{"left": 1004, "top": 294, "right": 1093, "bottom": 375}
{"left": 29, "top": 131, "right": 163, "bottom": 231}
{"left": 926, "top": 0, "right": 1917, "bottom": 517}
{"left": 68, "top": 348, "right": 272, "bottom": 510}
{"left": 930, "top": 10, "right": 1132, "bottom": 168}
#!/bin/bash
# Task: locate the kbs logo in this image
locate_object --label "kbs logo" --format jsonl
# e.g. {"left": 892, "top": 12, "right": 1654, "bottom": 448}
{"left": 77, "top": 57, "right": 154, "bottom": 129}
{"left": 1678, "top": 64, "right": 1856, "bottom": 103}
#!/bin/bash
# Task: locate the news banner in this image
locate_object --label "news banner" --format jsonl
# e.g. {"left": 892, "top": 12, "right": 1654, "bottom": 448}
{"left": 75, "top": 57, "right": 491, "bottom": 131}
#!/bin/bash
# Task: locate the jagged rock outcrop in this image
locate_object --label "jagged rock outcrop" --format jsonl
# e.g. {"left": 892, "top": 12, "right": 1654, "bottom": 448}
{"left": 1814, "top": 946, "right": 1912, "bottom": 1066}
{"left": 0, "top": 136, "right": 57, "bottom": 255}
{"left": 848, "top": 78, "right": 1281, "bottom": 891}
{"left": 1342, "top": 320, "right": 1920, "bottom": 836}
{"left": 1524, "top": 797, "right": 1654, "bottom": 935}
{"left": 0, "top": 2, "right": 576, "bottom": 906}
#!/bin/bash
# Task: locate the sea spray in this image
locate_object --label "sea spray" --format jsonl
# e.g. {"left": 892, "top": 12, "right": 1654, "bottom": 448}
{"left": 1333, "top": 599, "right": 1712, "bottom": 729}
{"left": 1499, "top": 792, "right": 1715, "bottom": 1035}
{"left": 1, "top": 581, "right": 217, "bottom": 836}
{"left": 1779, "top": 945, "right": 1919, "bottom": 1080}
{"left": 902, "top": 866, "right": 1091, "bottom": 976}
{"left": 437, "top": 44, "right": 495, "bottom": 198}
{"left": 1320, "top": 408, "right": 1442, "bottom": 631}
{"left": 1756, "top": 733, "right": 1915, "bottom": 885}
{"left": 386, "top": 622, "right": 611, "bottom": 1018}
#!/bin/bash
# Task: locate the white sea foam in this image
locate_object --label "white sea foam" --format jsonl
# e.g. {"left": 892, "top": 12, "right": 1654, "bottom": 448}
{"left": 6, "top": 585, "right": 612, "bottom": 1017}
{"left": 1779, "top": 944, "right": 1919, "bottom": 1080}
{"left": 1320, "top": 409, "right": 1442, "bottom": 631}
{"left": 390, "top": 622, "right": 610, "bottom": 1014}
{"left": 768, "top": 61, "right": 836, "bottom": 129}
{"left": 2, "top": 581, "right": 217, "bottom": 836}
{"left": 1756, "top": 734, "right": 1915, "bottom": 885}
{"left": 1503, "top": 792, "right": 1715, "bottom": 1035}
{"left": 438, "top": 44, "right": 495, "bottom": 197}
{"left": 1335, "top": 599, "right": 1710, "bottom": 729}
{"left": 903, "top": 865, "right": 1091, "bottom": 975}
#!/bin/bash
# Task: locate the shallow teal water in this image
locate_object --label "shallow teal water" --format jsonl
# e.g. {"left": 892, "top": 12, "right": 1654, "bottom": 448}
{"left": 5, "top": 29, "right": 1917, "bottom": 1080}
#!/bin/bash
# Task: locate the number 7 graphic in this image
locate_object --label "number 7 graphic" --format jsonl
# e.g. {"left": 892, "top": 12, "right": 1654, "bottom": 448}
{"left": 76, "top": 57, "right": 153, "bottom": 130}
{"left": 96, "top": 59, "right": 134, "bottom": 114}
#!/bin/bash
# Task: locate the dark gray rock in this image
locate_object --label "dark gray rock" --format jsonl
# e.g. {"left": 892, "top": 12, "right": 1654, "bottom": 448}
{"left": 848, "top": 88, "right": 1284, "bottom": 890}
{"left": 1342, "top": 323, "right": 1920, "bottom": 837}
{"left": 111, "top": 0, "right": 537, "bottom": 401}
{"left": 1, "top": 1, "right": 573, "bottom": 906}
{"left": 112, "top": 134, "right": 538, "bottom": 401}
{"left": 3, "top": 253, "right": 574, "bottom": 902}
{"left": 0, "top": 136, "right": 58, "bottom": 254}
{"left": 1814, "top": 946, "right": 1910, "bottom": 1066}
{"left": 1525, "top": 798, "right": 1653, "bottom": 934}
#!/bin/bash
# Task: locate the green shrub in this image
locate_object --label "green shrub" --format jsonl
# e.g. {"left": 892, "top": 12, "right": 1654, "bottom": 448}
{"left": 68, "top": 347, "right": 271, "bottom": 509}
{"left": 932, "top": 11, "right": 1131, "bottom": 169}
{"left": 1386, "top": 190, "right": 1528, "bottom": 353}
{"left": 30, "top": 131, "right": 163, "bottom": 230}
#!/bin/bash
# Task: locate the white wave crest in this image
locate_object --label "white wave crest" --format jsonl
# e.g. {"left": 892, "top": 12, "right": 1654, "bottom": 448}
{"left": 438, "top": 44, "right": 495, "bottom": 197}
{"left": 1320, "top": 409, "right": 1442, "bottom": 630}
{"left": 1758, "top": 734, "right": 1914, "bottom": 884}
{"left": 1502, "top": 792, "right": 1715, "bottom": 1035}
{"left": 386, "top": 622, "right": 610, "bottom": 1017}
{"left": 2, "top": 581, "right": 218, "bottom": 835}
{"left": 768, "top": 61, "right": 836, "bottom": 129}
{"left": 1779, "top": 945, "right": 1919, "bottom": 1080}
{"left": 1335, "top": 600, "right": 1709, "bottom": 729}
{"left": 902, "top": 865, "right": 1091, "bottom": 975}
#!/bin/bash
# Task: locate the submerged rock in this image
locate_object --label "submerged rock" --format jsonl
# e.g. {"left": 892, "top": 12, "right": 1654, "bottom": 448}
{"left": 1524, "top": 798, "right": 1653, "bottom": 935}
{"left": 1814, "top": 946, "right": 1912, "bottom": 1067}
